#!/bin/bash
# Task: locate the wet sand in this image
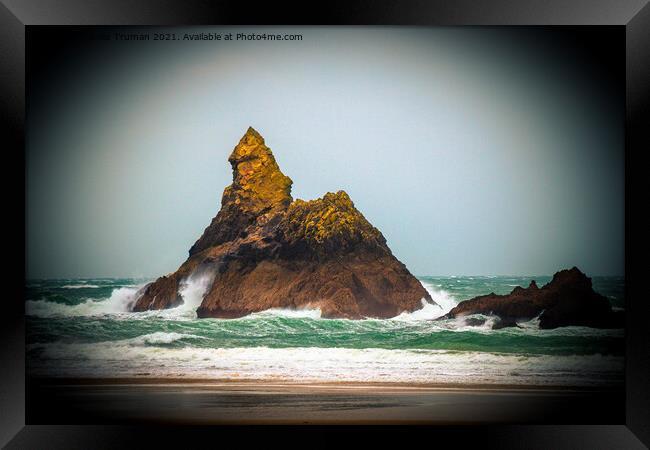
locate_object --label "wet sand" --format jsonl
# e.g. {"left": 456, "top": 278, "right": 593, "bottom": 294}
{"left": 27, "top": 378, "right": 625, "bottom": 424}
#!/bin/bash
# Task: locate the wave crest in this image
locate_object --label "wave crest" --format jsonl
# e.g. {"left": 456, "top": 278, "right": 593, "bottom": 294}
{"left": 127, "top": 332, "right": 205, "bottom": 346}
{"left": 26, "top": 286, "right": 142, "bottom": 318}
{"left": 246, "top": 307, "right": 322, "bottom": 319}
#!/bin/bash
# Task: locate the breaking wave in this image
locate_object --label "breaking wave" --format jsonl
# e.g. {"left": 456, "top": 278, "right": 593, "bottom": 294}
{"left": 391, "top": 282, "right": 458, "bottom": 321}
{"left": 27, "top": 342, "right": 624, "bottom": 386}
{"left": 25, "top": 276, "right": 625, "bottom": 386}
{"left": 126, "top": 332, "right": 206, "bottom": 346}
{"left": 26, "top": 286, "right": 142, "bottom": 318}
{"left": 248, "top": 308, "right": 323, "bottom": 319}
{"left": 61, "top": 284, "right": 102, "bottom": 289}
{"left": 25, "top": 272, "right": 217, "bottom": 320}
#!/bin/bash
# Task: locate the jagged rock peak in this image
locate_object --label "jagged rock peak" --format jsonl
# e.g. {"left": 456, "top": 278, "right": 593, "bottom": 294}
{"left": 228, "top": 126, "right": 268, "bottom": 163}
{"left": 223, "top": 127, "right": 293, "bottom": 214}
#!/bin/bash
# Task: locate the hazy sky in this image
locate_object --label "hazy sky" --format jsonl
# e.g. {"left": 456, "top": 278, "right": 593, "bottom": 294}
{"left": 27, "top": 27, "right": 624, "bottom": 278}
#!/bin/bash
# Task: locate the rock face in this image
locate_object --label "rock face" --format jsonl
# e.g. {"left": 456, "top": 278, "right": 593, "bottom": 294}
{"left": 132, "top": 127, "right": 432, "bottom": 319}
{"left": 440, "top": 267, "right": 623, "bottom": 329}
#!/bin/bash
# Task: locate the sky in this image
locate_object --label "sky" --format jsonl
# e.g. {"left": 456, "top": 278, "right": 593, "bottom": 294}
{"left": 27, "top": 27, "right": 624, "bottom": 278}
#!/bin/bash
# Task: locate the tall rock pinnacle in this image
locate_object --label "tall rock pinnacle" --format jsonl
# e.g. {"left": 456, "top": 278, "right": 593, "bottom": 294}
{"left": 224, "top": 126, "right": 293, "bottom": 214}
{"left": 189, "top": 127, "right": 293, "bottom": 256}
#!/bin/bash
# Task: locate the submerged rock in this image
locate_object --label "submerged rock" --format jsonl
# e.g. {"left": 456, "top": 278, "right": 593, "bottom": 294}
{"left": 439, "top": 267, "right": 623, "bottom": 329}
{"left": 132, "top": 127, "right": 433, "bottom": 319}
{"left": 462, "top": 317, "right": 487, "bottom": 327}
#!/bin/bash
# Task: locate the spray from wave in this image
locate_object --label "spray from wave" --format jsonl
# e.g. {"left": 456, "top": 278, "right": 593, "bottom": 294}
{"left": 175, "top": 271, "right": 216, "bottom": 319}
{"left": 392, "top": 282, "right": 458, "bottom": 321}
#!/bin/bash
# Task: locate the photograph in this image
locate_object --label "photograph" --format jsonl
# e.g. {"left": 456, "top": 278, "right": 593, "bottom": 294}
{"left": 22, "top": 25, "right": 630, "bottom": 426}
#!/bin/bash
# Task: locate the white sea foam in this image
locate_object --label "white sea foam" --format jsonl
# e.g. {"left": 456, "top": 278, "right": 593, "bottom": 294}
{"left": 27, "top": 342, "right": 624, "bottom": 386}
{"left": 392, "top": 299, "right": 442, "bottom": 321}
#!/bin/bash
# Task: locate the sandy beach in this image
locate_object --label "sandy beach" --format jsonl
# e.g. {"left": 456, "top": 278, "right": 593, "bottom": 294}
{"left": 27, "top": 378, "right": 625, "bottom": 425}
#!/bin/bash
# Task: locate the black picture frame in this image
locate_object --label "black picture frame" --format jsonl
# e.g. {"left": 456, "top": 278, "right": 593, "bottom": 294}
{"left": 1, "top": 1, "right": 648, "bottom": 448}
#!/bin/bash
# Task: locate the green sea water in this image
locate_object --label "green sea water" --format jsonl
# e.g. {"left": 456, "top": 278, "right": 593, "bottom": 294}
{"left": 25, "top": 276, "right": 625, "bottom": 386}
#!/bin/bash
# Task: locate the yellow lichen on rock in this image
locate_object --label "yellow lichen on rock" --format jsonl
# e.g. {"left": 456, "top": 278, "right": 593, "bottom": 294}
{"left": 225, "top": 126, "right": 293, "bottom": 215}
{"left": 282, "top": 190, "right": 384, "bottom": 248}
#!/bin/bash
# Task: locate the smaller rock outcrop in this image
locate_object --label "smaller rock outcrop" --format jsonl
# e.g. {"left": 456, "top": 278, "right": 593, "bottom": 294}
{"left": 440, "top": 267, "right": 623, "bottom": 330}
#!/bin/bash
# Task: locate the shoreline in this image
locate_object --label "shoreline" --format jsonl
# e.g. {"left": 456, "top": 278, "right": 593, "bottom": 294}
{"left": 29, "top": 377, "right": 623, "bottom": 393}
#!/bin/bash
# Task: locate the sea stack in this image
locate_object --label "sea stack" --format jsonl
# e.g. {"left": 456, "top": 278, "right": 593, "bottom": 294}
{"left": 132, "top": 127, "right": 433, "bottom": 319}
{"left": 440, "top": 267, "right": 623, "bottom": 329}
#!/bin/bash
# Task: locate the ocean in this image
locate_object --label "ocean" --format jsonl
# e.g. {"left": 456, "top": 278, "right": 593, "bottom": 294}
{"left": 25, "top": 276, "right": 625, "bottom": 387}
